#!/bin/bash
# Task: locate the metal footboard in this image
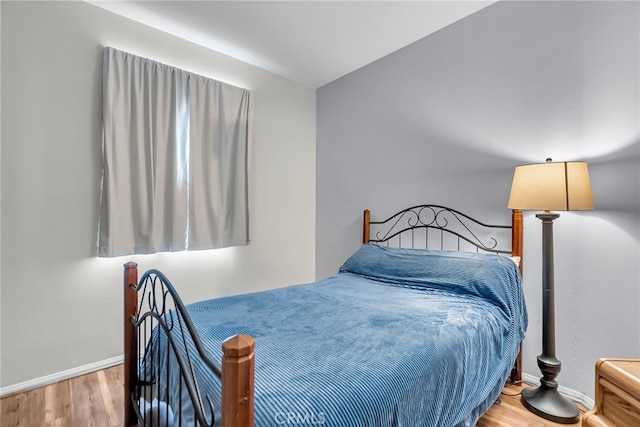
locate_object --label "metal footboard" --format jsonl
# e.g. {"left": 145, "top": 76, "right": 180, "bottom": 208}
{"left": 124, "top": 263, "right": 255, "bottom": 427}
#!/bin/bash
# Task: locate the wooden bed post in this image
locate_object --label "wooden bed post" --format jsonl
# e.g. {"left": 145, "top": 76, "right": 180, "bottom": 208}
{"left": 363, "top": 209, "right": 371, "bottom": 244}
{"left": 510, "top": 209, "right": 524, "bottom": 384}
{"left": 511, "top": 209, "right": 524, "bottom": 274}
{"left": 123, "top": 262, "right": 138, "bottom": 427}
{"left": 222, "top": 334, "right": 255, "bottom": 427}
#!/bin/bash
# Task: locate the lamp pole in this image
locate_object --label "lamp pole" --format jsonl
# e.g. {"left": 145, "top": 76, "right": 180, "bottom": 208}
{"left": 521, "top": 212, "right": 580, "bottom": 424}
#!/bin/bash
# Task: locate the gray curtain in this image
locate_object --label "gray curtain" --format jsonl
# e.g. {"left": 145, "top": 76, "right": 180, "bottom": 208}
{"left": 99, "top": 47, "right": 250, "bottom": 257}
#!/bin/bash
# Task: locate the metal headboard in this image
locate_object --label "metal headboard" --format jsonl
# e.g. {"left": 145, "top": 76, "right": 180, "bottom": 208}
{"left": 363, "top": 204, "right": 524, "bottom": 385}
{"left": 363, "top": 204, "right": 513, "bottom": 255}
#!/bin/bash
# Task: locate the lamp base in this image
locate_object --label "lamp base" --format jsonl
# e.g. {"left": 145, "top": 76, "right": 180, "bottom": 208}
{"left": 521, "top": 384, "right": 580, "bottom": 424}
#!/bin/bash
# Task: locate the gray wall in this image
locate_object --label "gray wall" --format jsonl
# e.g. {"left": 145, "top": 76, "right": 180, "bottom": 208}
{"left": 317, "top": 0, "right": 639, "bottom": 399}
{"left": 1, "top": 1, "right": 316, "bottom": 389}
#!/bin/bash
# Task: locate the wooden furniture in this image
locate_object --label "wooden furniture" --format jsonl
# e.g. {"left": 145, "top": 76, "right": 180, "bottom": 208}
{"left": 123, "top": 205, "right": 525, "bottom": 427}
{"left": 582, "top": 358, "right": 640, "bottom": 427}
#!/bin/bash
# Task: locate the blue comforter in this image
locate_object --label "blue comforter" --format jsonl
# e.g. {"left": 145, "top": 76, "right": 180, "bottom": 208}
{"left": 146, "top": 244, "right": 527, "bottom": 426}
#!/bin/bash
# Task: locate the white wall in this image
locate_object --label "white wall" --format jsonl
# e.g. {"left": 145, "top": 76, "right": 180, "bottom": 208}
{"left": 1, "top": 1, "right": 316, "bottom": 388}
{"left": 317, "top": 0, "right": 639, "bottom": 400}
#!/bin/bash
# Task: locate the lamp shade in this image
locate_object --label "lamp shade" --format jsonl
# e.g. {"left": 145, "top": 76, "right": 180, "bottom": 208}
{"left": 507, "top": 161, "right": 594, "bottom": 211}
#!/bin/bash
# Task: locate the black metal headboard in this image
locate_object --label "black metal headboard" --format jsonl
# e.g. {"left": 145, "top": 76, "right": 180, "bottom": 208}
{"left": 363, "top": 204, "right": 513, "bottom": 255}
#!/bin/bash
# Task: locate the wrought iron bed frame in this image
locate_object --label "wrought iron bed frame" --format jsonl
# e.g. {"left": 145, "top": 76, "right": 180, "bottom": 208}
{"left": 123, "top": 205, "right": 524, "bottom": 427}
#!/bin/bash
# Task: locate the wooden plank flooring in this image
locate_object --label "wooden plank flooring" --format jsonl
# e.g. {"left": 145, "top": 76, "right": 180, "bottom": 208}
{"left": 1, "top": 365, "right": 585, "bottom": 426}
{"left": 1, "top": 366, "right": 124, "bottom": 427}
{"left": 477, "top": 382, "right": 586, "bottom": 427}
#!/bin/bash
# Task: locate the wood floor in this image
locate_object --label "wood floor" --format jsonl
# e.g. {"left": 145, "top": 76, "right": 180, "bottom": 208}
{"left": 477, "top": 383, "right": 586, "bottom": 427}
{"left": 0, "top": 366, "right": 124, "bottom": 427}
{"left": 1, "top": 365, "right": 585, "bottom": 426}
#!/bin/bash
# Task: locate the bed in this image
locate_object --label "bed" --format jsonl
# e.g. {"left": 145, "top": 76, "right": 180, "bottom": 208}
{"left": 123, "top": 205, "right": 527, "bottom": 427}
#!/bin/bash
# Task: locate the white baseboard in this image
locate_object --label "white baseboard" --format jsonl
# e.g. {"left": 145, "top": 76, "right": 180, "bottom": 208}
{"left": 522, "top": 372, "right": 595, "bottom": 410}
{"left": 0, "top": 355, "right": 123, "bottom": 398}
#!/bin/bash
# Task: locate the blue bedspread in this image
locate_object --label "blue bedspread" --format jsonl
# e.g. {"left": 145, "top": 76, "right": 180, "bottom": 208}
{"left": 146, "top": 244, "right": 527, "bottom": 426}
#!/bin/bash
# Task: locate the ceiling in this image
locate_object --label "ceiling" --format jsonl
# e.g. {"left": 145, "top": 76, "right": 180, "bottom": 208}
{"left": 89, "top": 1, "right": 496, "bottom": 88}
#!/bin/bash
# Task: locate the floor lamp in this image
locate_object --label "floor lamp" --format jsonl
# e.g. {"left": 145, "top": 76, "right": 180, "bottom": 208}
{"left": 507, "top": 159, "right": 594, "bottom": 424}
